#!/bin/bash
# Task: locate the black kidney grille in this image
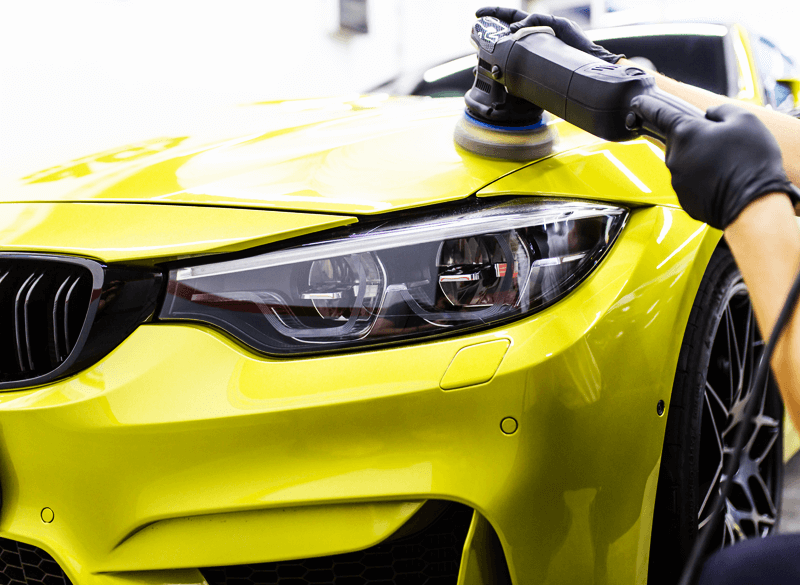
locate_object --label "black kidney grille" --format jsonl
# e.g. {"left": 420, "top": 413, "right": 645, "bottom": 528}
{"left": 0, "top": 537, "right": 71, "bottom": 585}
{"left": 0, "top": 256, "right": 101, "bottom": 386}
{"left": 201, "top": 503, "right": 474, "bottom": 585}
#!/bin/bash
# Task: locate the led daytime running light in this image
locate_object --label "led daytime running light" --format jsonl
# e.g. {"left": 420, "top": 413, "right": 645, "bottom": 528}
{"left": 160, "top": 198, "right": 627, "bottom": 355}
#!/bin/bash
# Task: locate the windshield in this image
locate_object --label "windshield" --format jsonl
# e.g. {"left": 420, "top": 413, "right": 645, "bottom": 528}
{"left": 595, "top": 34, "right": 729, "bottom": 95}
{"left": 404, "top": 29, "right": 732, "bottom": 99}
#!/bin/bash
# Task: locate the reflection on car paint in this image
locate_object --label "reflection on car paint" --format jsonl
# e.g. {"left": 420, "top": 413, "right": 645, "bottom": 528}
{"left": 22, "top": 137, "right": 188, "bottom": 183}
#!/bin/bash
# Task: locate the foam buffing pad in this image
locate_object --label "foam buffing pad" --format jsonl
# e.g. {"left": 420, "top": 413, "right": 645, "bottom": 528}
{"left": 454, "top": 111, "right": 557, "bottom": 161}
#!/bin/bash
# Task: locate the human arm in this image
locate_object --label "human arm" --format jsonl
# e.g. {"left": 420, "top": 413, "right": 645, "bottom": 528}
{"left": 725, "top": 194, "right": 800, "bottom": 431}
{"left": 476, "top": 7, "right": 800, "bottom": 186}
{"left": 629, "top": 96, "right": 800, "bottom": 431}
{"left": 619, "top": 59, "right": 800, "bottom": 186}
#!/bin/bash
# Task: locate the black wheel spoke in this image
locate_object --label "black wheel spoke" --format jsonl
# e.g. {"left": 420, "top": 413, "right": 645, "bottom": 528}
{"left": 698, "top": 460, "right": 724, "bottom": 520}
{"left": 699, "top": 284, "right": 781, "bottom": 554}
{"left": 706, "top": 381, "right": 729, "bottom": 419}
{"left": 723, "top": 509, "right": 737, "bottom": 547}
{"left": 743, "top": 305, "right": 755, "bottom": 396}
{"left": 752, "top": 401, "right": 780, "bottom": 464}
{"left": 725, "top": 307, "right": 743, "bottom": 402}
{"left": 699, "top": 509, "right": 715, "bottom": 530}
{"left": 753, "top": 474, "right": 778, "bottom": 518}
{"left": 704, "top": 392, "right": 724, "bottom": 456}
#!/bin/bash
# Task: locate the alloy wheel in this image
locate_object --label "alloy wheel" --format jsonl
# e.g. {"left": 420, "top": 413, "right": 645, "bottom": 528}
{"left": 698, "top": 283, "right": 782, "bottom": 548}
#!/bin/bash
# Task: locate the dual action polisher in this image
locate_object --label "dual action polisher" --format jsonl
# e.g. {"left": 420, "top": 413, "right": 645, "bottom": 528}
{"left": 454, "top": 16, "right": 703, "bottom": 159}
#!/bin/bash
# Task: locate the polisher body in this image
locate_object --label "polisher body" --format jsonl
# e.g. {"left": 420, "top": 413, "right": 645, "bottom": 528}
{"left": 456, "top": 17, "right": 704, "bottom": 159}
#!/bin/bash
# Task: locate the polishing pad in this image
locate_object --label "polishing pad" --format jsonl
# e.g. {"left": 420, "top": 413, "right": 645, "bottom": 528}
{"left": 454, "top": 111, "right": 557, "bottom": 161}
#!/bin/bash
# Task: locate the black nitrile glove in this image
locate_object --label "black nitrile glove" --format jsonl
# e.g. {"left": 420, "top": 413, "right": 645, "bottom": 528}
{"left": 475, "top": 7, "right": 625, "bottom": 64}
{"left": 631, "top": 95, "right": 799, "bottom": 230}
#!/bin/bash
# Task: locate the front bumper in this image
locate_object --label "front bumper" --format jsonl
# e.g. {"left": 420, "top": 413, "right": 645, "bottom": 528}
{"left": 0, "top": 206, "right": 717, "bottom": 585}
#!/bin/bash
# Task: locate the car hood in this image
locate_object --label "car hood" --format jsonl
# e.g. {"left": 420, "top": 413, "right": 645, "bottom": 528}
{"left": 2, "top": 96, "right": 616, "bottom": 216}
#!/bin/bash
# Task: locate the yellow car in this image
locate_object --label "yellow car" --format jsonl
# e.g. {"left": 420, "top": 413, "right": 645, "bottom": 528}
{"left": 0, "top": 25, "right": 796, "bottom": 585}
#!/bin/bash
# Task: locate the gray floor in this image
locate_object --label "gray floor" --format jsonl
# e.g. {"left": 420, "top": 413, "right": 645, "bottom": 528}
{"left": 780, "top": 453, "right": 800, "bottom": 532}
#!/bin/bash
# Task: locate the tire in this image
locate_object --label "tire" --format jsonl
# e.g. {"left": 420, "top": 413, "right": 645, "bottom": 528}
{"left": 648, "top": 246, "right": 784, "bottom": 584}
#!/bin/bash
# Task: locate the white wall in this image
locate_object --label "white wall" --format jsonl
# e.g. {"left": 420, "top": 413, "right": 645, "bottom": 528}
{"left": 3, "top": 0, "right": 792, "bottom": 173}
{"left": 0, "top": 0, "right": 523, "bottom": 106}
{"left": 0, "top": 0, "right": 524, "bottom": 170}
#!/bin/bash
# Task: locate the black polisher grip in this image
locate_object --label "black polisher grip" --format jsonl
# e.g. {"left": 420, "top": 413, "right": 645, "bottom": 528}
{"left": 566, "top": 62, "right": 658, "bottom": 141}
{"left": 501, "top": 32, "right": 703, "bottom": 142}
{"left": 631, "top": 88, "right": 706, "bottom": 142}
{"left": 504, "top": 33, "right": 595, "bottom": 119}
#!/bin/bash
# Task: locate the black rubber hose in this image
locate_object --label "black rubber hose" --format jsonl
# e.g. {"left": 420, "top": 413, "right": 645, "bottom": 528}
{"left": 678, "top": 263, "right": 800, "bottom": 585}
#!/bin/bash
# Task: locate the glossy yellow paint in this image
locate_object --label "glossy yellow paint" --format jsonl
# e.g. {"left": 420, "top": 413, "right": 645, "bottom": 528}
{"left": 1, "top": 98, "right": 607, "bottom": 215}
{"left": 0, "top": 201, "right": 719, "bottom": 585}
{"left": 440, "top": 339, "right": 510, "bottom": 390}
{"left": 0, "top": 203, "right": 355, "bottom": 263}
{"left": 458, "top": 512, "right": 492, "bottom": 585}
{"left": 477, "top": 138, "right": 676, "bottom": 207}
{"left": 99, "top": 501, "right": 424, "bottom": 572}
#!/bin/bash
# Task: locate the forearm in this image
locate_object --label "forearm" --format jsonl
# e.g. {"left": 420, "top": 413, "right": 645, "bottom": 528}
{"left": 619, "top": 58, "right": 800, "bottom": 186}
{"left": 725, "top": 194, "right": 800, "bottom": 431}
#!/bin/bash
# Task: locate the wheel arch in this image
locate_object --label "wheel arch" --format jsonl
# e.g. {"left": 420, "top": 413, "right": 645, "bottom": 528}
{"left": 648, "top": 235, "right": 786, "bottom": 583}
{"left": 663, "top": 227, "right": 724, "bottom": 411}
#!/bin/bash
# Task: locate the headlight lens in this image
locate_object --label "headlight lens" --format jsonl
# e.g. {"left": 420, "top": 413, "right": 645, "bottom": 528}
{"left": 160, "top": 198, "right": 627, "bottom": 354}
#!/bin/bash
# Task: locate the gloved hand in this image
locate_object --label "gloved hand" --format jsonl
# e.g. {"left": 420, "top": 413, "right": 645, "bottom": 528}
{"left": 475, "top": 7, "right": 624, "bottom": 64}
{"left": 631, "top": 95, "right": 799, "bottom": 230}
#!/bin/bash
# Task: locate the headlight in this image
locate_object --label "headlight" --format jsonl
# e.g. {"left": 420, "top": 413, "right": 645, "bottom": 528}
{"left": 160, "top": 198, "right": 627, "bottom": 354}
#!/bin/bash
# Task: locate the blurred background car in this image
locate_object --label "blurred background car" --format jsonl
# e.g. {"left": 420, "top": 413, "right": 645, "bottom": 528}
{"left": 373, "top": 22, "right": 800, "bottom": 112}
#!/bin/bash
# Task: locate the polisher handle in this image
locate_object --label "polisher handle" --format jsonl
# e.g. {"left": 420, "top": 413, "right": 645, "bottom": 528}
{"left": 466, "top": 19, "right": 704, "bottom": 141}
{"left": 625, "top": 87, "right": 706, "bottom": 142}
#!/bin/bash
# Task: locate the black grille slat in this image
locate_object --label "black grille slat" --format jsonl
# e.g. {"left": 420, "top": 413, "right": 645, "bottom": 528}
{"left": 0, "top": 257, "right": 98, "bottom": 387}
{"left": 62, "top": 277, "right": 83, "bottom": 355}
{"left": 51, "top": 276, "right": 72, "bottom": 364}
{"left": 0, "top": 538, "right": 71, "bottom": 585}
{"left": 0, "top": 270, "right": 15, "bottom": 380}
{"left": 1, "top": 253, "right": 163, "bottom": 391}
{"left": 202, "top": 502, "right": 474, "bottom": 585}
{"left": 13, "top": 273, "right": 37, "bottom": 373}
{"left": 23, "top": 273, "right": 45, "bottom": 371}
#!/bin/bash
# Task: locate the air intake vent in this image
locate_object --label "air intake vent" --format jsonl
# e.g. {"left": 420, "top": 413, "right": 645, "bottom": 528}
{"left": 0, "top": 537, "right": 72, "bottom": 585}
{"left": 475, "top": 78, "right": 493, "bottom": 94}
{"left": 0, "top": 253, "right": 162, "bottom": 391}
{"left": 201, "top": 501, "right": 473, "bottom": 585}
